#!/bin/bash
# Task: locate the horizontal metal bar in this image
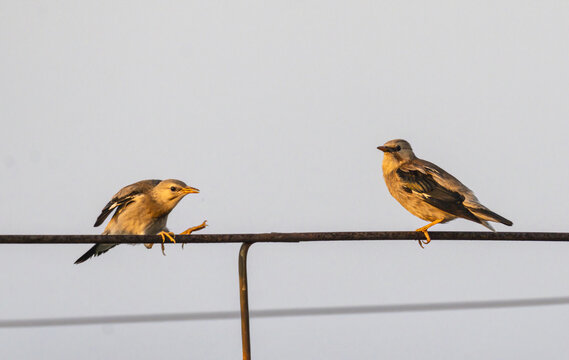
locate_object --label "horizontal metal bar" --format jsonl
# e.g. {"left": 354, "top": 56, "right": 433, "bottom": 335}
{"left": 0, "top": 232, "right": 568, "bottom": 244}
{"left": 2, "top": 296, "right": 569, "bottom": 328}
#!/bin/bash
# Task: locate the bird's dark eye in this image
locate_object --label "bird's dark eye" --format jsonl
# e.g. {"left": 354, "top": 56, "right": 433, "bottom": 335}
{"left": 395, "top": 145, "right": 401, "bottom": 151}
{"left": 170, "top": 186, "right": 177, "bottom": 192}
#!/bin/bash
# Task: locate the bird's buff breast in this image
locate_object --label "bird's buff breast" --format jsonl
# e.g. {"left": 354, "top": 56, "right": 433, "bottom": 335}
{"left": 105, "top": 207, "right": 168, "bottom": 235}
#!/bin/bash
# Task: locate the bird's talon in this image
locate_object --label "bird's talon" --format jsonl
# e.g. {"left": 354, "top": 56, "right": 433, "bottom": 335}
{"left": 414, "top": 230, "right": 430, "bottom": 248}
{"left": 414, "top": 219, "right": 442, "bottom": 248}
{"left": 158, "top": 231, "right": 176, "bottom": 244}
{"left": 157, "top": 231, "right": 175, "bottom": 256}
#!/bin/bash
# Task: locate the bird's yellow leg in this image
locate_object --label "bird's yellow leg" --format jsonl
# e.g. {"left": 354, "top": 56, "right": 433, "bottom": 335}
{"left": 415, "top": 219, "right": 444, "bottom": 248}
{"left": 179, "top": 220, "right": 208, "bottom": 249}
{"left": 179, "top": 220, "right": 208, "bottom": 235}
{"left": 157, "top": 231, "right": 176, "bottom": 256}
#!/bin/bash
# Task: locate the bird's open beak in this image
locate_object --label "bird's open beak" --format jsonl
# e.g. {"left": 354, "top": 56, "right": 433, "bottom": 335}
{"left": 377, "top": 146, "right": 395, "bottom": 153}
{"left": 181, "top": 186, "right": 200, "bottom": 194}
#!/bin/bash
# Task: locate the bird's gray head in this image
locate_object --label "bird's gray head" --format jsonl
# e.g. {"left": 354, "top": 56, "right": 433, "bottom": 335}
{"left": 152, "top": 179, "right": 200, "bottom": 209}
{"left": 377, "top": 139, "right": 416, "bottom": 169}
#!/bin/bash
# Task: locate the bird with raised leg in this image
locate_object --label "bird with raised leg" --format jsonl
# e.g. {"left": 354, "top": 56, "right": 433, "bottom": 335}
{"left": 75, "top": 179, "right": 207, "bottom": 264}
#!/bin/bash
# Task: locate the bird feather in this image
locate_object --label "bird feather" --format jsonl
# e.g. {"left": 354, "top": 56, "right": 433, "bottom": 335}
{"left": 93, "top": 180, "right": 161, "bottom": 227}
{"left": 396, "top": 168, "right": 482, "bottom": 224}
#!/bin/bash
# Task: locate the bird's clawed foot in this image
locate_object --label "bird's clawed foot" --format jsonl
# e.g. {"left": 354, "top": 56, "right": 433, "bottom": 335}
{"left": 415, "top": 228, "right": 431, "bottom": 248}
{"left": 180, "top": 220, "right": 208, "bottom": 249}
{"left": 157, "top": 231, "right": 176, "bottom": 256}
{"left": 415, "top": 219, "right": 443, "bottom": 248}
{"left": 180, "top": 220, "right": 208, "bottom": 235}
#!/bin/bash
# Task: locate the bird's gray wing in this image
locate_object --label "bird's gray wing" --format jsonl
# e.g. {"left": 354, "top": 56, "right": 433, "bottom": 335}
{"left": 396, "top": 166, "right": 482, "bottom": 224}
{"left": 94, "top": 180, "right": 161, "bottom": 227}
{"left": 406, "top": 161, "right": 512, "bottom": 227}
{"left": 408, "top": 160, "right": 475, "bottom": 195}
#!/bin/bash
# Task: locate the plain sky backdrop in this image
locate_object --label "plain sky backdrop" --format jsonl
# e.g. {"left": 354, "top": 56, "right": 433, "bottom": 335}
{"left": 1, "top": 1, "right": 569, "bottom": 359}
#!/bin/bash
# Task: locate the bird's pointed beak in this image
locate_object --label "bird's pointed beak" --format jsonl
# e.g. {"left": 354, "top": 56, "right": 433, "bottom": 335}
{"left": 377, "top": 145, "right": 394, "bottom": 153}
{"left": 181, "top": 186, "right": 200, "bottom": 194}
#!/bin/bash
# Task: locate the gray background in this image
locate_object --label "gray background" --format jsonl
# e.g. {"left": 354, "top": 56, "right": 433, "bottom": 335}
{"left": 1, "top": 1, "right": 569, "bottom": 359}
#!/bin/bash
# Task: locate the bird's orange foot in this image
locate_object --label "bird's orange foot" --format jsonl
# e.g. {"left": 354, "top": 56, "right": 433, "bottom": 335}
{"left": 180, "top": 220, "right": 208, "bottom": 235}
{"left": 414, "top": 219, "right": 443, "bottom": 248}
{"left": 158, "top": 231, "right": 176, "bottom": 256}
{"left": 144, "top": 243, "right": 154, "bottom": 249}
{"left": 415, "top": 228, "right": 431, "bottom": 248}
{"left": 179, "top": 220, "right": 208, "bottom": 249}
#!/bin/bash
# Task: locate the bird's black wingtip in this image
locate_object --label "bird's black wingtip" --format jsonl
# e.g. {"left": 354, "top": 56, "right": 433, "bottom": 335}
{"left": 74, "top": 245, "right": 98, "bottom": 264}
{"left": 93, "top": 216, "right": 106, "bottom": 227}
{"left": 74, "top": 244, "right": 116, "bottom": 264}
{"left": 74, "top": 254, "right": 91, "bottom": 265}
{"left": 471, "top": 207, "right": 513, "bottom": 228}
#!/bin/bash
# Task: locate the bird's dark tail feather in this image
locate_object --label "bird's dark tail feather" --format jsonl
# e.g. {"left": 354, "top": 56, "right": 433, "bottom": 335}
{"left": 74, "top": 244, "right": 116, "bottom": 264}
{"left": 471, "top": 208, "right": 513, "bottom": 227}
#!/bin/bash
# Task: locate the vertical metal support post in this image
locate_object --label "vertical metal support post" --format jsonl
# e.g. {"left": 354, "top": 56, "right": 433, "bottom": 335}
{"left": 239, "top": 242, "right": 253, "bottom": 360}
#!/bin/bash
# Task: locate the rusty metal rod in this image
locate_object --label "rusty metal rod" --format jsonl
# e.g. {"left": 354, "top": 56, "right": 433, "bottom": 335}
{"left": 1, "top": 232, "right": 569, "bottom": 244}
{"left": 239, "top": 243, "right": 253, "bottom": 360}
